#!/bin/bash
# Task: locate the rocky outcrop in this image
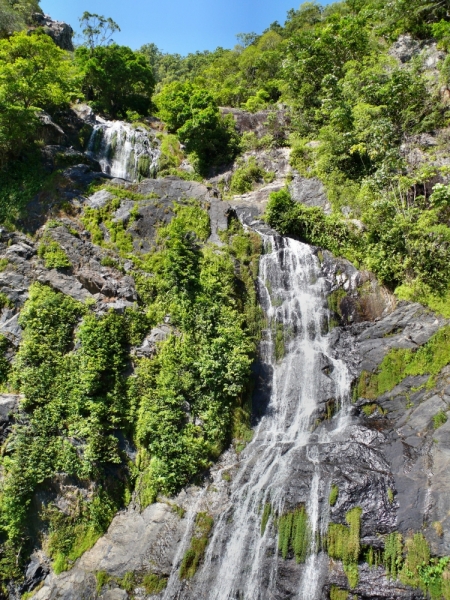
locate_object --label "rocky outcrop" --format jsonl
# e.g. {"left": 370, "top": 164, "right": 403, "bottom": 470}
{"left": 31, "top": 13, "right": 74, "bottom": 51}
{"left": 220, "top": 106, "right": 291, "bottom": 143}
{"left": 289, "top": 174, "right": 331, "bottom": 214}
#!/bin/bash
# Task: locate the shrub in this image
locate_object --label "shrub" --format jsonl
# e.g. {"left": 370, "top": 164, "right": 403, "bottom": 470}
{"left": 38, "top": 240, "right": 71, "bottom": 269}
{"left": 143, "top": 573, "right": 167, "bottom": 594}
{"left": 229, "top": 156, "right": 274, "bottom": 194}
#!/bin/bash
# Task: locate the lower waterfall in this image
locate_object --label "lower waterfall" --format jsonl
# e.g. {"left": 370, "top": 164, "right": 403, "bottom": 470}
{"left": 164, "top": 231, "right": 353, "bottom": 600}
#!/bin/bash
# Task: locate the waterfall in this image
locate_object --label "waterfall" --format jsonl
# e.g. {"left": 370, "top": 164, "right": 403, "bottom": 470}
{"left": 169, "top": 232, "right": 352, "bottom": 600}
{"left": 86, "top": 117, "right": 160, "bottom": 182}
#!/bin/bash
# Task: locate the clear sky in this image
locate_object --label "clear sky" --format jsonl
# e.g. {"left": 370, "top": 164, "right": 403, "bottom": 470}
{"left": 40, "top": 0, "right": 333, "bottom": 55}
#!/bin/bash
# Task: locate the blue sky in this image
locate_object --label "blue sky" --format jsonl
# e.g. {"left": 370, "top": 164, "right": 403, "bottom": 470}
{"left": 40, "top": 0, "right": 332, "bottom": 55}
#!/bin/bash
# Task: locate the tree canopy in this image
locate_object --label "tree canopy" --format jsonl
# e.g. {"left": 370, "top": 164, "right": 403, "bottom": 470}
{"left": 76, "top": 43, "right": 155, "bottom": 119}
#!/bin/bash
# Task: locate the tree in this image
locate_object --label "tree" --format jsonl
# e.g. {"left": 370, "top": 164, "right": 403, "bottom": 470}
{"left": 0, "top": 30, "right": 73, "bottom": 162}
{"left": 76, "top": 44, "right": 155, "bottom": 118}
{"left": 236, "top": 32, "right": 259, "bottom": 48}
{"left": 155, "top": 82, "right": 240, "bottom": 174}
{"left": 79, "top": 11, "right": 120, "bottom": 50}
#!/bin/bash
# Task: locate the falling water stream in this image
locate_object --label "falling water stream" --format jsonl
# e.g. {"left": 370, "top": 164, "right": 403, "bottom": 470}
{"left": 164, "top": 230, "right": 353, "bottom": 600}
{"left": 86, "top": 117, "right": 160, "bottom": 182}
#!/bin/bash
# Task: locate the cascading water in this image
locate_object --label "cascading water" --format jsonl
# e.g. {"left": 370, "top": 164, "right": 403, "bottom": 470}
{"left": 167, "top": 230, "right": 353, "bottom": 600}
{"left": 86, "top": 116, "right": 160, "bottom": 182}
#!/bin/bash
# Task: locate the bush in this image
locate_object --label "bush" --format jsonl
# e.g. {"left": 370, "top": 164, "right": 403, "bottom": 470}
{"left": 229, "top": 156, "right": 274, "bottom": 194}
{"left": 38, "top": 239, "right": 71, "bottom": 269}
{"left": 179, "top": 513, "right": 213, "bottom": 579}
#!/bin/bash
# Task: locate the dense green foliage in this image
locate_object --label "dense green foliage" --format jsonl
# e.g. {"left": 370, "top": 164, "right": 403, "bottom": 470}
{"left": 0, "top": 30, "right": 74, "bottom": 164}
{"left": 75, "top": 44, "right": 155, "bottom": 119}
{"left": 261, "top": 502, "right": 272, "bottom": 535}
{"left": 266, "top": 187, "right": 450, "bottom": 303}
{"left": 38, "top": 237, "right": 71, "bottom": 268}
{"left": 155, "top": 82, "right": 240, "bottom": 174}
{"left": 0, "top": 285, "right": 132, "bottom": 560}
{"left": 327, "top": 507, "right": 362, "bottom": 588}
{"left": 329, "top": 484, "right": 339, "bottom": 507}
{"left": 0, "top": 199, "right": 259, "bottom": 585}
{"left": 131, "top": 204, "right": 256, "bottom": 502}
{"left": 0, "top": 0, "right": 41, "bottom": 38}
{"left": 330, "top": 587, "right": 348, "bottom": 600}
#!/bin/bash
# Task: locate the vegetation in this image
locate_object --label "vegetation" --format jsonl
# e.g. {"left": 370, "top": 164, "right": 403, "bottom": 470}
{"left": 261, "top": 502, "right": 272, "bottom": 535}
{"left": 384, "top": 532, "right": 403, "bottom": 580}
{"left": 330, "top": 586, "right": 348, "bottom": 600}
{"left": 143, "top": 572, "right": 168, "bottom": 594}
{"left": 0, "top": 198, "right": 259, "bottom": 585}
{"left": 327, "top": 507, "right": 362, "bottom": 588}
{"left": 329, "top": 484, "right": 339, "bottom": 507}
{"left": 131, "top": 204, "right": 256, "bottom": 502}
{"left": 0, "top": 30, "right": 74, "bottom": 165}
{"left": 229, "top": 156, "right": 275, "bottom": 195}
{"left": 277, "top": 506, "right": 311, "bottom": 563}
{"left": 155, "top": 82, "right": 240, "bottom": 174}
{"left": 75, "top": 44, "right": 155, "bottom": 119}
{"left": 354, "top": 325, "right": 450, "bottom": 400}
{"left": 0, "top": 284, "right": 133, "bottom": 575}
{"left": 179, "top": 512, "right": 213, "bottom": 579}
{"left": 37, "top": 238, "right": 71, "bottom": 269}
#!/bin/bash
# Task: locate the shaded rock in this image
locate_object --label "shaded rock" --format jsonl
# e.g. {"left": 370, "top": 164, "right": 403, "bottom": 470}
{"left": 0, "top": 394, "right": 20, "bottom": 443}
{"left": 0, "top": 311, "right": 22, "bottom": 345}
{"left": 21, "top": 553, "right": 50, "bottom": 594}
{"left": 37, "top": 270, "right": 93, "bottom": 303}
{"left": 389, "top": 34, "right": 421, "bottom": 63}
{"left": 41, "top": 146, "right": 101, "bottom": 173}
{"left": 220, "top": 107, "right": 291, "bottom": 143}
{"left": 31, "top": 13, "right": 74, "bottom": 51}
{"left": 37, "top": 113, "right": 67, "bottom": 146}
{"left": 209, "top": 200, "right": 230, "bottom": 245}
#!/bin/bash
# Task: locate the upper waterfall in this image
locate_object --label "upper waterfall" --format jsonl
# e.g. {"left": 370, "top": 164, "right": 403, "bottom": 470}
{"left": 86, "top": 117, "right": 160, "bottom": 182}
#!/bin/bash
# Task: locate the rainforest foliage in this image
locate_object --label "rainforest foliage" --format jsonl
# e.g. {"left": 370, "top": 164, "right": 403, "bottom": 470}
{"left": 0, "top": 198, "right": 260, "bottom": 586}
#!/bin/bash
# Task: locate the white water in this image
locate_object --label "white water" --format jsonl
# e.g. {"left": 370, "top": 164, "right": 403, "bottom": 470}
{"left": 86, "top": 117, "right": 159, "bottom": 182}
{"left": 170, "top": 233, "right": 352, "bottom": 600}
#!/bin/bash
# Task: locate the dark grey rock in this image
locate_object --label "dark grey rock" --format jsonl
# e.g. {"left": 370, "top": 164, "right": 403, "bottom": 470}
{"left": 136, "top": 176, "right": 217, "bottom": 202}
{"left": 32, "top": 13, "right": 74, "bottom": 51}
{"left": 209, "top": 200, "right": 230, "bottom": 245}
{"left": 37, "top": 113, "right": 67, "bottom": 146}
